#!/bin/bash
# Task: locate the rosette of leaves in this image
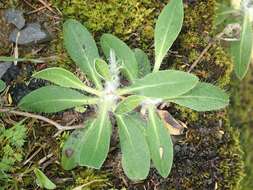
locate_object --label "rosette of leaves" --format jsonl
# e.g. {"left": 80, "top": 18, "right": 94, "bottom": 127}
{"left": 18, "top": 0, "right": 229, "bottom": 180}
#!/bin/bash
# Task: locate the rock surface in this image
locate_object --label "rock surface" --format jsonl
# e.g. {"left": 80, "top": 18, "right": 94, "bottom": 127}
{"left": 4, "top": 8, "right": 25, "bottom": 29}
{"left": 0, "top": 62, "right": 12, "bottom": 78}
{"left": 9, "top": 23, "right": 50, "bottom": 45}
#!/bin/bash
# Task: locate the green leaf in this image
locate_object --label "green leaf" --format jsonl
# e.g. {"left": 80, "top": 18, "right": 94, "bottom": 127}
{"left": 170, "top": 83, "right": 229, "bottom": 111}
{"left": 154, "top": 0, "right": 184, "bottom": 72}
{"left": 63, "top": 19, "right": 102, "bottom": 88}
{"left": 115, "top": 95, "right": 146, "bottom": 114}
{"left": 100, "top": 34, "right": 138, "bottom": 81}
{"left": 116, "top": 114, "right": 150, "bottom": 180}
{"left": 94, "top": 59, "right": 111, "bottom": 80}
{"left": 33, "top": 67, "right": 100, "bottom": 96}
{"left": 34, "top": 168, "right": 56, "bottom": 189}
{"left": 119, "top": 70, "right": 199, "bottom": 99}
{"left": 215, "top": 3, "right": 237, "bottom": 26}
{"left": 134, "top": 48, "right": 151, "bottom": 77}
{"left": 0, "top": 80, "right": 6, "bottom": 92}
{"left": 146, "top": 106, "right": 173, "bottom": 178}
{"left": 78, "top": 102, "right": 112, "bottom": 169}
{"left": 231, "top": 14, "right": 253, "bottom": 80}
{"left": 18, "top": 86, "right": 98, "bottom": 113}
{"left": 61, "top": 129, "right": 85, "bottom": 170}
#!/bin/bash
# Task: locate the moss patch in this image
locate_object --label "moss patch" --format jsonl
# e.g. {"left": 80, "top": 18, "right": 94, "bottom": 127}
{"left": 230, "top": 66, "right": 253, "bottom": 190}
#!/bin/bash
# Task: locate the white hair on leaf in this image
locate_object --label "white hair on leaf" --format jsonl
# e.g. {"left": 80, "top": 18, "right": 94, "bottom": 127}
{"left": 102, "top": 49, "right": 121, "bottom": 108}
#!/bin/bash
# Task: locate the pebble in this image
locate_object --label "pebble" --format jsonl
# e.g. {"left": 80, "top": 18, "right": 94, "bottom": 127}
{"left": 0, "top": 62, "right": 12, "bottom": 78}
{"left": 9, "top": 23, "right": 50, "bottom": 45}
{"left": 4, "top": 8, "right": 25, "bottom": 29}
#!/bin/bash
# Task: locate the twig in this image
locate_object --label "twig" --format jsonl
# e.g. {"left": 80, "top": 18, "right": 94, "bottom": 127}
{"left": 38, "top": 0, "right": 57, "bottom": 14}
{"left": 27, "top": 6, "right": 47, "bottom": 15}
{"left": 23, "top": 147, "right": 43, "bottom": 166}
{"left": 0, "top": 108, "right": 84, "bottom": 135}
{"left": 188, "top": 32, "right": 224, "bottom": 73}
{"left": 38, "top": 153, "right": 54, "bottom": 165}
{"left": 72, "top": 179, "right": 108, "bottom": 190}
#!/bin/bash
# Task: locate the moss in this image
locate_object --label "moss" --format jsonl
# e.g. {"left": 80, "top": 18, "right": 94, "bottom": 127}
{"left": 230, "top": 66, "right": 253, "bottom": 190}
{"left": 50, "top": 0, "right": 165, "bottom": 46}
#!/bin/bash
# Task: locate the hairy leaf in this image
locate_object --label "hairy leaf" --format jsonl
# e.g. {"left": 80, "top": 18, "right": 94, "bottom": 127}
{"left": 154, "top": 0, "right": 184, "bottom": 72}
{"left": 0, "top": 80, "right": 6, "bottom": 92}
{"left": 119, "top": 70, "right": 198, "bottom": 99}
{"left": 78, "top": 103, "right": 111, "bottom": 169}
{"left": 61, "top": 129, "right": 86, "bottom": 170}
{"left": 116, "top": 115, "right": 150, "bottom": 180}
{"left": 231, "top": 13, "right": 253, "bottom": 80}
{"left": 170, "top": 83, "right": 229, "bottom": 111}
{"left": 100, "top": 34, "right": 138, "bottom": 81}
{"left": 115, "top": 95, "right": 146, "bottom": 114}
{"left": 134, "top": 48, "right": 151, "bottom": 77}
{"left": 18, "top": 86, "right": 98, "bottom": 113}
{"left": 34, "top": 168, "right": 56, "bottom": 189}
{"left": 63, "top": 19, "right": 102, "bottom": 88}
{"left": 146, "top": 106, "right": 173, "bottom": 178}
{"left": 94, "top": 59, "right": 111, "bottom": 80}
{"left": 33, "top": 67, "right": 100, "bottom": 95}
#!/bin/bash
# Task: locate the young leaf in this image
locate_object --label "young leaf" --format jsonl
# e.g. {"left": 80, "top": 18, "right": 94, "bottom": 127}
{"left": 34, "top": 168, "right": 56, "bottom": 190}
{"left": 0, "top": 80, "right": 6, "bottom": 92}
{"left": 18, "top": 86, "right": 98, "bottom": 113}
{"left": 33, "top": 67, "right": 100, "bottom": 96}
{"left": 116, "top": 114, "right": 150, "bottom": 180}
{"left": 63, "top": 19, "right": 102, "bottom": 89}
{"left": 169, "top": 83, "right": 229, "bottom": 111}
{"left": 61, "top": 129, "right": 86, "bottom": 170}
{"left": 119, "top": 70, "right": 199, "bottom": 99}
{"left": 231, "top": 13, "right": 253, "bottom": 80}
{"left": 94, "top": 59, "right": 111, "bottom": 80}
{"left": 100, "top": 34, "right": 138, "bottom": 81}
{"left": 154, "top": 0, "right": 184, "bottom": 72}
{"left": 115, "top": 95, "right": 146, "bottom": 114}
{"left": 146, "top": 106, "right": 173, "bottom": 178}
{"left": 134, "top": 48, "right": 151, "bottom": 77}
{"left": 78, "top": 103, "right": 112, "bottom": 169}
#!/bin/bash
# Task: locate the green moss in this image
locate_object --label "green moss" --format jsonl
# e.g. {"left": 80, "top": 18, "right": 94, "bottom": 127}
{"left": 50, "top": 0, "right": 165, "bottom": 47}
{"left": 171, "top": 0, "right": 233, "bottom": 88}
{"left": 230, "top": 67, "right": 253, "bottom": 190}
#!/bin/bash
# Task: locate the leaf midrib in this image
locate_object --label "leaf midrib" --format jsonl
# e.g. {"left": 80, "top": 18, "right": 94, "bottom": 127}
{"left": 155, "top": 1, "right": 177, "bottom": 63}
{"left": 130, "top": 80, "right": 193, "bottom": 92}
{"left": 69, "top": 26, "right": 100, "bottom": 88}
{"left": 21, "top": 98, "right": 92, "bottom": 107}
{"left": 172, "top": 95, "right": 228, "bottom": 103}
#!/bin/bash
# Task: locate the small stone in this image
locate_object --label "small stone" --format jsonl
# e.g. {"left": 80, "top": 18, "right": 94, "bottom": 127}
{"left": 9, "top": 23, "right": 51, "bottom": 45}
{"left": 0, "top": 62, "right": 12, "bottom": 78}
{"left": 4, "top": 8, "right": 25, "bottom": 29}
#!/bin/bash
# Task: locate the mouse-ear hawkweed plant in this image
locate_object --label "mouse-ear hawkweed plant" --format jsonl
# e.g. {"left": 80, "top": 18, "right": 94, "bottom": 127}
{"left": 18, "top": 0, "right": 229, "bottom": 180}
